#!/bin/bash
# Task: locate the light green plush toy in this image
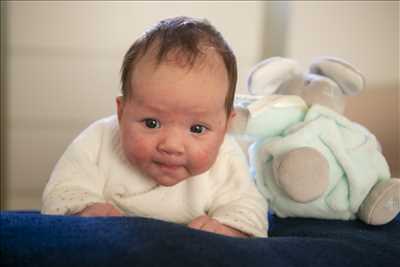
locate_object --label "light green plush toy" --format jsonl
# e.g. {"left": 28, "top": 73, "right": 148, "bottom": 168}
{"left": 231, "top": 57, "right": 400, "bottom": 225}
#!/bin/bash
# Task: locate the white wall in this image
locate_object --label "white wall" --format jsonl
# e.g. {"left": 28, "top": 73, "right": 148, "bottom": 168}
{"left": 283, "top": 1, "right": 398, "bottom": 89}
{"left": 3, "top": 1, "right": 266, "bottom": 209}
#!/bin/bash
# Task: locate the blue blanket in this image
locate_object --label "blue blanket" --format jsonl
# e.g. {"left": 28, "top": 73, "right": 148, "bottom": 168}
{"left": 1, "top": 211, "right": 399, "bottom": 267}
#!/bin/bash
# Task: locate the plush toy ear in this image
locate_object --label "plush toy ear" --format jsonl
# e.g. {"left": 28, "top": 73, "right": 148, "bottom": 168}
{"left": 247, "top": 57, "right": 302, "bottom": 95}
{"left": 310, "top": 57, "right": 365, "bottom": 96}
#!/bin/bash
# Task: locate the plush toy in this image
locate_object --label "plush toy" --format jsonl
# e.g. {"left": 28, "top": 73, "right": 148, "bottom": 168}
{"left": 231, "top": 57, "right": 400, "bottom": 225}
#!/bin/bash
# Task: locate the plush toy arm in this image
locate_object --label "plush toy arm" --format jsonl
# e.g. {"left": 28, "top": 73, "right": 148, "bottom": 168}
{"left": 310, "top": 57, "right": 365, "bottom": 95}
{"left": 247, "top": 57, "right": 302, "bottom": 95}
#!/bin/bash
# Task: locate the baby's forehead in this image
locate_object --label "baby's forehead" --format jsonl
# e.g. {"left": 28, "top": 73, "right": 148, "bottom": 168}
{"left": 127, "top": 43, "right": 230, "bottom": 110}
{"left": 130, "top": 46, "right": 228, "bottom": 88}
{"left": 145, "top": 44, "right": 225, "bottom": 72}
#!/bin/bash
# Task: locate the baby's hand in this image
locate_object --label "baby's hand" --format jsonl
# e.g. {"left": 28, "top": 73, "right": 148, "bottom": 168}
{"left": 75, "top": 203, "right": 124, "bottom": 217}
{"left": 188, "top": 215, "right": 249, "bottom": 238}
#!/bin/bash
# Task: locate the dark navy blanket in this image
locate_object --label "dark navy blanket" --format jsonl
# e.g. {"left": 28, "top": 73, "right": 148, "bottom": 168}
{"left": 1, "top": 211, "right": 399, "bottom": 267}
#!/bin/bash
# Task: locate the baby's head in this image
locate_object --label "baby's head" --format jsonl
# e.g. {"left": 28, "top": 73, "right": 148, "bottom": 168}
{"left": 120, "top": 16, "right": 237, "bottom": 115}
{"left": 117, "top": 16, "right": 237, "bottom": 186}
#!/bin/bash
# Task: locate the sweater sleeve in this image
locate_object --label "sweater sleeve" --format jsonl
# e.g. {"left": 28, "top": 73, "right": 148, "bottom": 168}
{"left": 41, "top": 119, "right": 110, "bottom": 215}
{"left": 207, "top": 136, "right": 268, "bottom": 237}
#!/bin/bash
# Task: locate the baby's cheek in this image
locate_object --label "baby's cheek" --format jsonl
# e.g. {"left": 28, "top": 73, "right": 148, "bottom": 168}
{"left": 190, "top": 144, "right": 219, "bottom": 173}
{"left": 194, "top": 151, "right": 211, "bottom": 168}
{"left": 122, "top": 135, "right": 151, "bottom": 164}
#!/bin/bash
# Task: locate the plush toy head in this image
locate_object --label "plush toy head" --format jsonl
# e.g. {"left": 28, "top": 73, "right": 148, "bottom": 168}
{"left": 230, "top": 57, "right": 365, "bottom": 159}
{"left": 247, "top": 57, "right": 365, "bottom": 114}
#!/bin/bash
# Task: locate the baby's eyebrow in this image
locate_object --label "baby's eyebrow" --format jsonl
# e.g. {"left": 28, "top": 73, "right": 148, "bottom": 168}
{"left": 134, "top": 100, "right": 164, "bottom": 114}
{"left": 143, "top": 104, "right": 164, "bottom": 113}
{"left": 142, "top": 101, "right": 215, "bottom": 116}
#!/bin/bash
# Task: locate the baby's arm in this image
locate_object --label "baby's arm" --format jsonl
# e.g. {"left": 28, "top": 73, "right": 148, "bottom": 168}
{"left": 75, "top": 203, "right": 123, "bottom": 217}
{"left": 188, "top": 215, "right": 248, "bottom": 237}
{"left": 205, "top": 137, "right": 268, "bottom": 237}
{"left": 42, "top": 120, "right": 117, "bottom": 216}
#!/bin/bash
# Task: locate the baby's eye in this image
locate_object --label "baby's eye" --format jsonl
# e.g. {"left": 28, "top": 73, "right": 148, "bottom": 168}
{"left": 190, "top": 124, "right": 207, "bottom": 134}
{"left": 142, "top": 118, "right": 161, "bottom": 129}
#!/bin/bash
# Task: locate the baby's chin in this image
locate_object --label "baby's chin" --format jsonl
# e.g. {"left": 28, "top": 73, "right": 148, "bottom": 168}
{"left": 150, "top": 173, "right": 190, "bottom": 187}
{"left": 144, "top": 166, "right": 192, "bottom": 187}
{"left": 153, "top": 168, "right": 211, "bottom": 186}
{"left": 138, "top": 162, "right": 211, "bottom": 186}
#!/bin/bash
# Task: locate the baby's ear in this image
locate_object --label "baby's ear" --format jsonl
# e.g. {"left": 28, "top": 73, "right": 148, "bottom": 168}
{"left": 226, "top": 110, "right": 239, "bottom": 132}
{"left": 116, "top": 96, "right": 124, "bottom": 122}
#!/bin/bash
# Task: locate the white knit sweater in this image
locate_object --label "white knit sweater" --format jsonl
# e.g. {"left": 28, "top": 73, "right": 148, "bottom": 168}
{"left": 42, "top": 116, "right": 268, "bottom": 237}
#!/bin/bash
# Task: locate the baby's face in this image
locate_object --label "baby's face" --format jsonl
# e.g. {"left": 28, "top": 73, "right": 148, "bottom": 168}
{"left": 117, "top": 51, "right": 233, "bottom": 186}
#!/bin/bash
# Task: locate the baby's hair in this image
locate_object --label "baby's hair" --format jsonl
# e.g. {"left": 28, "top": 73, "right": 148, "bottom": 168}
{"left": 120, "top": 16, "right": 237, "bottom": 115}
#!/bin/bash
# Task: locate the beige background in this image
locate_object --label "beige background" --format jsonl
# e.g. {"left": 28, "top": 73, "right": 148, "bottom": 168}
{"left": 1, "top": 1, "right": 398, "bottom": 210}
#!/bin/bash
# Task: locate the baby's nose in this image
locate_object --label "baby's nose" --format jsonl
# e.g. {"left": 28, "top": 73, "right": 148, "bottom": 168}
{"left": 158, "top": 130, "right": 184, "bottom": 155}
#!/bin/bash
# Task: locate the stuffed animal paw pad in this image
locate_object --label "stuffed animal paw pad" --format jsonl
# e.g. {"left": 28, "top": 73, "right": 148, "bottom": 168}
{"left": 358, "top": 179, "right": 400, "bottom": 225}
{"left": 272, "top": 147, "right": 329, "bottom": 203}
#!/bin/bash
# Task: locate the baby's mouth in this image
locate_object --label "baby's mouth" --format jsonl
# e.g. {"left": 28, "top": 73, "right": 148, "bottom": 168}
{"left": 154, "top": 161, "right": 183, "bottom": 171}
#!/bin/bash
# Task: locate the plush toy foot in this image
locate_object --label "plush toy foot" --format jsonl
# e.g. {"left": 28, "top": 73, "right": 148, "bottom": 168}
{"left": 358, "top": 179, "right": 400, "bottom": 225}
{"left": 272, "top": 147, "right": 329, "bottom": 203}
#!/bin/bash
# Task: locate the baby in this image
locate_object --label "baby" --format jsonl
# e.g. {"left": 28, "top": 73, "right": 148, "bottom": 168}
{"left": 41, "top": 16, "right": 267, "bottom": 238}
